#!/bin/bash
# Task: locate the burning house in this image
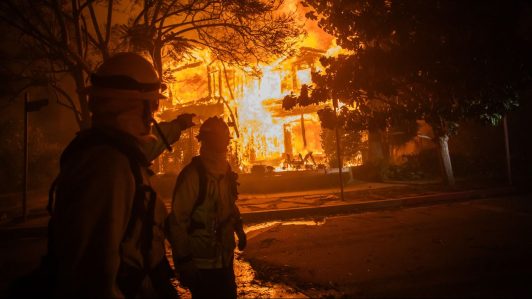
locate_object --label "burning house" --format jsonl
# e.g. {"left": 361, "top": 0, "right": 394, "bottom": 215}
{"left": 155, "top": 47, "right": 329, "bottom": 174}
{"left": 148, "top": 0, "right": 434, "bottom": 177}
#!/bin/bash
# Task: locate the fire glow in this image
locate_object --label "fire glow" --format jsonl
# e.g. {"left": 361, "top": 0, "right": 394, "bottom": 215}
{"left": 155, "top": 2, "right": 350, "bottom": 173}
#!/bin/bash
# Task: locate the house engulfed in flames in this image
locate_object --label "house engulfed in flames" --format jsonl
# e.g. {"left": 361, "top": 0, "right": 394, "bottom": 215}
{"left": 155, "top": 46, "right": 329, "bottom": 174}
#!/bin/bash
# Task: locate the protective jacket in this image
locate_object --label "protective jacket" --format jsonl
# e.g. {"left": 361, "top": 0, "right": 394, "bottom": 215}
{"left": 48, "top": 126, "right": 180, "bottom": 298}
{"left": 168, "top": 151, "right": 243, "bottom": 270}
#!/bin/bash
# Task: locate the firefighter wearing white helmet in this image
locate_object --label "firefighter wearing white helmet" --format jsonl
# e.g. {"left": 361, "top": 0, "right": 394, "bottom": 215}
{"left": 167, "top": 116, "right": 246, "bottom": 299}
{"left": 88, "top": 52, "right": 195, "bottom": 159}
{"left": 46, "top": 52, "right": 194, "bottom": 298}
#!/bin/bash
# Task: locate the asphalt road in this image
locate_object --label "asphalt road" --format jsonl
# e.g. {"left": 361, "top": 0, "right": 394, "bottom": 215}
{"left": 242, "top": 195, "right": 532, "bottom": 298}
{"left": 1, "top": 194, "right": 531, "bottom": 298}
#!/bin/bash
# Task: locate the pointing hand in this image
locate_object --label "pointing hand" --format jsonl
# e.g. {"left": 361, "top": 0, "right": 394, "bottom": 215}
{"left": 175, "top": 113, "right": 196, "bottom": 130}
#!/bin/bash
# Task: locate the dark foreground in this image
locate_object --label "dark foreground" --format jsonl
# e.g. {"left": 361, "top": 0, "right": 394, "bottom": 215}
{"left": 243, "top": 195, "right": 532, "bottom": 298}
{"left": 1, "top": 194, "right": 531, "bottom": 298}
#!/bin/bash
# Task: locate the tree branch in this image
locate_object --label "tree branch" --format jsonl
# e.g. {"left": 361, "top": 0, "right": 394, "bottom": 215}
{"left": 51, "top": 84, "right": 82, "bottom": 126}
{"left": 51, "top": 0, "right": 69, "bottom": 47}
{"left": 150, "top": 0, "right": 163, "bottom": 27}
{"left": 161, "top": 17, "right": 219, "bottom": 35}
{"left": 78, "top": 0, "right": 98, "bottom": 13}
{"left": 80, "top": 13, "right": 90, "bottom": 60}
{"left": 104, "top": 0, "right": 113, "bottom": 47}
{"left": 88, "top": 0, "right": 108, "bottom": 58}
{"left": 162, "top": 22, "right": 248, "bottom": 44}
{"left": 71, "top": 0, "right": 84, "bottom": 56}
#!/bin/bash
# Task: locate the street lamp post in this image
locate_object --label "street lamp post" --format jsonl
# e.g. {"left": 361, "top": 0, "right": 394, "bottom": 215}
{"left": 22, "top": 92, "right": 48, "bottom": 221}
{"left": 22, "top": 93, "right": 29, "bottom": 221}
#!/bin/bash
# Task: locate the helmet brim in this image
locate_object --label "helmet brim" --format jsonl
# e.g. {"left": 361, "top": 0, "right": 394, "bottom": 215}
{"left": 88, "top": 86, "right": 167, "bottom": 100}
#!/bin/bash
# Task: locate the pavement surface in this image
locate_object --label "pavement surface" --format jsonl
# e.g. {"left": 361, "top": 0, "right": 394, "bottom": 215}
{"left": 243, "top": 194, "right": 532, "bottom": 298}
{"left": 0, "top": 179, "right": 518, "bottom": 238}
{"left": 0, "top": 180, "right": 526, "bottom": 298}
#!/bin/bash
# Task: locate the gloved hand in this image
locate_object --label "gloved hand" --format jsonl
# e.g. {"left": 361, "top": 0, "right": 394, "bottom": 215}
{"left": 237, "top": 229, "right": 247, "bottom": 251}
{"left": 175, "top": 113, "right": 196, "bottom": 130}
{"left": 177, "top": 261, "right": 201, "bottom": 289}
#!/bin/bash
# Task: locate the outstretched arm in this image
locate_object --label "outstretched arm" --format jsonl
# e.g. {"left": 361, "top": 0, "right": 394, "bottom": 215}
{"left": 146, "top": 114, "right": 196, "bottom": 161}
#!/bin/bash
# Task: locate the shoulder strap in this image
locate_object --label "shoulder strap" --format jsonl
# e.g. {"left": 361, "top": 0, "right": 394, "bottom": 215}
{"left": 187, "top": 157, "right": 238, "bottom": 210}
{"left": 191, "top": 156, "right": 208, "bottom": 214}
{"left": 174, "top": 157, "right": 238, "bottom": 221}
{"left": 172, "top": 156, "right": 205, "bottom": 207}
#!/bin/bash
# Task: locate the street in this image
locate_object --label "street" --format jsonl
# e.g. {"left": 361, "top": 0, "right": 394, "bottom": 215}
{"left": 1, "top": 194, "right": 531, "bottom": 298}
{"left": 243, "top": 195, "right": 532, "bottom": 298}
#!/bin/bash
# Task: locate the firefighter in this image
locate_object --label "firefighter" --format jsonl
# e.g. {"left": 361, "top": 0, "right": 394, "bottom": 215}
{"left": 46, "top": 52, "right": 194, "bottom": 298}
{"left": 167, "top": 117, "right": 246, "bottom": 299}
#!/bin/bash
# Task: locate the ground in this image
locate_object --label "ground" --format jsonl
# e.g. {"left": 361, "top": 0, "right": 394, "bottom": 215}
{"left": 243, "top": 195, "right": 532, "bottom": 298}
{"left": 1, "top": 193, "right": 530, "bottom": 298}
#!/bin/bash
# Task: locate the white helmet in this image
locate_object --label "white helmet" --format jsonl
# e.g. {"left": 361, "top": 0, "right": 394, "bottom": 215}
{"left": 88, "top": 52, "right": 165, "bottom": 101}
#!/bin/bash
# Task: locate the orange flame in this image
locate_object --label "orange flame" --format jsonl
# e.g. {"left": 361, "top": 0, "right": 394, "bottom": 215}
{"left": 159, "top": 1, "right": 355, "bottom": 172}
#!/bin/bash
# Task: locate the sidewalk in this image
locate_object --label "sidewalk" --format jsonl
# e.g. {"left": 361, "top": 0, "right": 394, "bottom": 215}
{"left": 239, "top": 183, "right": 516, "bottom": 223}
{"left": 0, "top": 180, "right": 518, "bottom": 238}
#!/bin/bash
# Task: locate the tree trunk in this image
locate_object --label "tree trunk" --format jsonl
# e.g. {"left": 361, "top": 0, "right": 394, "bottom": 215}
{"left": 381, "top": 129, "right": 390, "bottom": 168}
{"left": 438, "top": 134, "right": 456, "bottom": 187}
{"left": 74, "top": 68, "right": 91, "bottom": 129}
{"left": 153, "top": 42, "right": 163, "bottom": 78}
{"left": 366, "top": 128, "right": 387, "bottom": 180}
{"left": 367, "top": 128, "right": 384, "bottom": 164}
{"left": 503, "top": 115, "right": 512, "bottom": 185}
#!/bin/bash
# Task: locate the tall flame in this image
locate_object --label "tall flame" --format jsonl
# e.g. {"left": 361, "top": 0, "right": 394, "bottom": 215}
{"left": 159, "top": 0, "right": 354, "bottom": 172}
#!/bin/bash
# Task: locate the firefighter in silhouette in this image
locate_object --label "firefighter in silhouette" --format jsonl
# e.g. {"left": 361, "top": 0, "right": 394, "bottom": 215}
{"left": 45, "top": 52, "right": 194, "bottom": 298}
{"left": 167, "top": 117, "right": 246, "bottom": 299}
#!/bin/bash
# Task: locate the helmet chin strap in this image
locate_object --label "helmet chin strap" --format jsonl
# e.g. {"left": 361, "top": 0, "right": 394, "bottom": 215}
{"left": 151, "top": 117, "right": 173, "bottom": 152}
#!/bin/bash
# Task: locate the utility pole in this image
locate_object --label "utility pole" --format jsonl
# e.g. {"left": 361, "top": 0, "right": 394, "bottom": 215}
{"left": 22, "top": 93, "right": 29, "bottom": 221}
{"left": 503, "top": 115, "right": 512, "bottom": 185}
{"left": 22, "top": 92, "right": 48, "bottom": 221}
{"left": 333, "top": 97, "right": 345, "bottom": 201}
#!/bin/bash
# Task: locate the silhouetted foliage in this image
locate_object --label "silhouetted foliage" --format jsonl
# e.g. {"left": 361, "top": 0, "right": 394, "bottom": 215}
{"left": 321, "top": 128, "right": 364, "bottom": 168}
{"left": 299, "top": 0, "right": 532, "bottom": 185}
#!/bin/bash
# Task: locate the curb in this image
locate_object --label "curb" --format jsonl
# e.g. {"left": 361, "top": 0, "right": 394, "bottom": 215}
{"left": 240, "top": 187, "right": 518, "bottom": 224}
{"left": 0, "top": 187, "right": 518, "bottom": 239}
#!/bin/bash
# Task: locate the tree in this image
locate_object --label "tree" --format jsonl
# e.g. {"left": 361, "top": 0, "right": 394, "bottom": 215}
{"left": 122, "top": 0, "right": 302, "bottom": 76}
{"left": 283, "top": 58, "right": 419, "bottom": 180}
{"left": 0, "top": 0, "right": 302, "bottom": 129}
{"left": 299, "top": 0, "right": 531, "bottom": 186}
{"left": 0, "top": 0, "right": 122, "bottom": 129}
{"left": 319, "top": 118, "right": 365, "bottom": 168}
